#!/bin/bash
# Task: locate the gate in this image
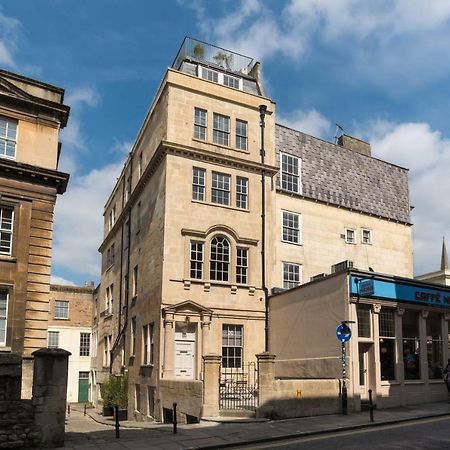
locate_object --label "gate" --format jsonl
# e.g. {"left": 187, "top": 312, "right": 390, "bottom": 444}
{"left": 219, "top": 362, "right": 258, "bottom": 410}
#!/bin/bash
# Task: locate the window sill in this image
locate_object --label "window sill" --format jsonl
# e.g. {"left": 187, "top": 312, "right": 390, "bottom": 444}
{"left": 404, "top": 380, "right": 425, "bottom": 385}
{"left": 0, "top": 255, "right": 16, "bottom": 263}
{"left": 104, "top": 313, "right": 113, "bottom": 320}
{"left": 140, "top": 364, "right": 154, "bottom": 369}
{"left": 105, "top": 264, "right": 114, "bottom": 273}
{"left": 281, "top": 240, "right": 302, "bottom": 246}
{"left": 192, "top": 199, "right": 250, "bottom": 213}
{"left": 0, "top": 346, "right": 11, "bottom": 352}
{"left": 429, "top": 379, "right": 445, "bottom": 384}
{"left": 54, "top": 317, "right": 69, "bottom": 321}
{"left": 381, "top": 380, "right": 400, "bottom": 386}
{"left": 192, "top": 137, "right": 251, "bottom": 155}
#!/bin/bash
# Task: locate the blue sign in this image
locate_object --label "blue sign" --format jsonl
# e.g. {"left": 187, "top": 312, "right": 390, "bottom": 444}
{"left": 336, "top": 324, "right": 352, "bottom": 342}
{"left": 350, "top": 275, "right": 450, "bottom": 308}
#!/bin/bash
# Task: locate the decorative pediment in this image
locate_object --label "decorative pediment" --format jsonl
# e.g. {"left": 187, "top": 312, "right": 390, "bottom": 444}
{"left": 0, "top": 77, "right": 34, "bottom": 102}
{"left": 163, "top": 300, "right": 213, "bottom": 316}
{"left": 181, "top": 224, "right": 258, "bottom": 246}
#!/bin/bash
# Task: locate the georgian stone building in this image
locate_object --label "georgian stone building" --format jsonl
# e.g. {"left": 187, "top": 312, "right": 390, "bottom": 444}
{"left": 48, "top": 283, "right": 95, "bottom": 403}
{"left": 0, "top": 70, "right": 69, "bottom": 395}
{"left": 92, "top": 38, "right": 413, "bottom": 420}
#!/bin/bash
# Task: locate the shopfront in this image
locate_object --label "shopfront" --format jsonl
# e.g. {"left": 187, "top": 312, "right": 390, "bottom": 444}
{"left": 269, "top": 269, "right": 450, "bottom": 414}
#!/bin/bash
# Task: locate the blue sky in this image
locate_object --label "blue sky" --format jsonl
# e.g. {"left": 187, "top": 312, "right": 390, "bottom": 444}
{"left": 0, "top": 0, "right": 449, "bottom": 285}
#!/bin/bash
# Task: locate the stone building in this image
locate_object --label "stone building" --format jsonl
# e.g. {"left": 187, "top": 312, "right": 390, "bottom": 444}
{"left": 416, "top": 239, "right": 450, "bottom": 286}
{"left": 0, "top": 69, "right": 70, "bottom": 395}
{"left": 48, "top": 283, "right": 95, "bottom": 403}
{"left": 92, "top": 38, "right": 413, "bottom": 421}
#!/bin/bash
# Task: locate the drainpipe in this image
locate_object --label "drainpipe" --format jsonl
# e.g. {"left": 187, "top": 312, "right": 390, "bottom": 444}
{"left": 259, "top": 104, "right": 270, "bottom": 352}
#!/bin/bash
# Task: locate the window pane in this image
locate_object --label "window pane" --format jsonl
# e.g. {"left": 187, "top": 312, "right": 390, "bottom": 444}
{"left": 402, "top": 310, "right": 420, "bottom": 380}
{"left": 281, "top": 154, "right": 300, "bottom": 193}
{"left": 236, "top": 177, "right": 248, "bottom": 209}
{"left": 0, "top": 207, "right": 13, "bottom": 255}
{"left": 194, "top": 108, "right": 207, "bottom": 140}
{"left": 54, "top": 300, "right": 69, "bottom": 319}
{"left": 213, "top": 114, "right": 230, "bottom": 146}
{"left": 236, "top": 120, "right": 247, "bottom": 150}
{"left": 212, "top": 172, "right": 230, "bottom": 205}
{"left": 379, "top": 309, "right": 395, "bottom": 337}
{"left": 0, "top": 117, "right": 17, "bottom": 159}
{"left": 283, "top": 263, "right": 300, "bottom": 289}
{"left": 190, "top": 241, "right": 203, "bottom": 279}
{"left": 357, "top": 305, "right": 371, "bottom": 338}
{"left": 80, "top": 332, "right": 90, "bottom": 356}
{"left": 427, "top": 312, "right": 443, "bottom": 379}
{"left": 282, "top": 211, "right": 300, "bottom": 244}
{"left": 192, "top": 167, "right": 205, "bottom": 201}
{"left": 222, "top": 324, "right": 243, "bottom": 368}
{"left": 236, "top": 248, "right": 248, "bottom": 284}
{"left": 380, "top": 338, "right": 396, "bottom": 381}
{"left": 210, "top": 236, "right": 229, "bottom": 281}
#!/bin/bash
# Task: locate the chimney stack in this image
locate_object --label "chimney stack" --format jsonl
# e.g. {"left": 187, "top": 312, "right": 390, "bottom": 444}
{"left": 337, "top": 134, "right": 371, "bottom": 157}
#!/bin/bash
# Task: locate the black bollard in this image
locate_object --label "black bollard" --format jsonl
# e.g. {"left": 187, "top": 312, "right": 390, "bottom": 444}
{"left": 84, "top": 404, "right": 87, "bottom": 416}
{"left": 115, "top": 405, "right": 120, "bottom": 438}
{"left": 368, "top": 389, "right": 374, "bottom": 423}
{"left": 342, "top": 381, "right": 348, "bottom": 415}
{"left": 67, "top": 404, "right": 70, "bottom": 416}
{"left": 173, "top": 402, "right": 177, "bottom": 434}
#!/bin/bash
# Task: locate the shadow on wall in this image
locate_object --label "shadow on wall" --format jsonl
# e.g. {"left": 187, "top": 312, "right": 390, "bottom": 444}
{"left": 0, "top": 349, "right": 71, "bottom": 448}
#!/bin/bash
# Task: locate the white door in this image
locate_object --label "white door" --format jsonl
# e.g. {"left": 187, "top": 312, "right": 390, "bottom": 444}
{"left": 175, "top": 340, "right": 195, "bottom": 379}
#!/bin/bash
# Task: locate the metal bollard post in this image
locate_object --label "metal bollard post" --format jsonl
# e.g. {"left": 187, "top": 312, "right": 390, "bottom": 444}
{"left": 67, "top": 404, "right": 70, "bottom": 416}
{"left": 115, "top": 405, "right": 120, "bottom": 438}
{"left": 342, "top": 381, "right": 348, "bottom": 415}
{"left": 369, "top": 389, "right": 374, "bottom": 423}
{"left": 84, "top": 404, "right": 87, "bottom": 416}
{"left": 173, "top": 402, "right": 177, "bottom": 434}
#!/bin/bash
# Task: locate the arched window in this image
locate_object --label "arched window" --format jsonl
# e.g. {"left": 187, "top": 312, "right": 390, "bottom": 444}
{"left": 210, "top": 236, "right": 230, "bottom": 281}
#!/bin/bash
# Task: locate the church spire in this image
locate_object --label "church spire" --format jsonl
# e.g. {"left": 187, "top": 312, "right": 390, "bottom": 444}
{"left": 441, "top": 237, "right": 449, "bottom": 271}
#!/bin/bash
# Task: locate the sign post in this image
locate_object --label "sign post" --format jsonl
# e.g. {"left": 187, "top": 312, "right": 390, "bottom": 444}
{"left": 336, "top": 322, "right": 352, "bottom": 415}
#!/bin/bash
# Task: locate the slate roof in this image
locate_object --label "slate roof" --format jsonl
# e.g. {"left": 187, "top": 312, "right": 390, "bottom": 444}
{"left": 275, "top": 124, "right": 411, "bottom": 224}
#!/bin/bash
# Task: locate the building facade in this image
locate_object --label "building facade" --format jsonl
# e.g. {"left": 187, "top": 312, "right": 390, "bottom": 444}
{"left": 269, "top": 268, "right": 450, "bottom": 415}
{"left": 48, "top": 283, "right": 94, "bottom": 403}
{"left": 93, "top": 38, "right": 413, "bottom": 421}
{"left": 0, "top": 70, "right": 69, "bottom": 395}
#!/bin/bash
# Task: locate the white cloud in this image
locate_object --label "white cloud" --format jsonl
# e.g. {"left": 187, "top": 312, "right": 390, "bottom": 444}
{"left": 278, "top": 109, "right": 332, "bottom": 139}
{"left": 0, "top": 11, "right": 21, "bottom": 67}
{"left": 111, "top": 139, "right": 133, "bottom": 156}
{"left": 50, "top": 274, "right": 76, "bottom": 286}
{"left": 53, "top": 162, "right": 123, "bottom": 280}
{"left": 367, "top": 120, "right": 450, "bottom": 275}
{"left": 59, "top": 87, "right": 100, "bottom": 173}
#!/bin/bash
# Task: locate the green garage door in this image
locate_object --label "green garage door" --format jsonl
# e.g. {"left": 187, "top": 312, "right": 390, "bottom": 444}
{"left": 78, "top": 372, "right": 89, "bottom": 403}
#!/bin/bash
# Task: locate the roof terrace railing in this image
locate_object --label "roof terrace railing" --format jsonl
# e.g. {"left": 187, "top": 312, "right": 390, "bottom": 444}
{"left": 172, "top": 37, "right": 255, "bottom": 76}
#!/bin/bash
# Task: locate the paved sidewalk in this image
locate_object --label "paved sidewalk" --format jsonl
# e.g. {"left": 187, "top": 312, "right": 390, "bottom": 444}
{"left": 59, "top": 401, "right": 450, "bottom": 449}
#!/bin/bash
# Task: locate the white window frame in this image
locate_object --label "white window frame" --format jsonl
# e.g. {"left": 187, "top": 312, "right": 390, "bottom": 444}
{"left": 281, "top": 210, "right": 301, "bottom": 244}
{"left": 0, "top": 117, "right": 17, "bottom": 159}
{"left": 197, "top": 66, "right": 243, "bottom": 90}
{"left": 361, "top": 228, "right": 372, "bottom": 245}
{"left": 222, "top": 324, "right": 243, "bottom": 369}
{"left": 131, "top": 317, "right": 136, "bottom": 357}
{"left": 236, "top": 119, "right": 248, "bottom": 150}
{"left": 54, "top": 300, "right": 69, "bottom": 320}
{"left": 143, "top": 323, "right": 154, "bottom": 366}
{"left": 280, "top": 152, "right": 301, "bottom": 194}
{"left": 0, "top": 206, "right": 14, "bottom": 255}
{"left": 194, "top": 108, "right": 207, "bottom": 140}
{"left": 190, "top": 240, "right": 204, "bottom": 279}
{"left": 192, "top": 167, "right": 206, "bottom": 201}
{"left": 104, "top": 335, "right": 111, "bottom": 367}
{"left": 282, "top": 262, "right": 301, "bottom": 289}
{"left": 211, "top": 172, "right": 231, "bottom": 205}
{"left": 79, "top": 332, "right": 91, "bottom": 357}
{"left": 236, "top": 247, "right": 248, "bottom": 284}
{"left": 0, "top": 291, "right": 8, "bottom": 346}
{"left": 345, "top": 228, "right": 356, "bottom": 244}
{"left": 236, "top": 176, "right": 248, "bottom": 209}
{"left": 210, "top": 236, "right": 230, "bottom": 282}
{"left": 48, "top": 331, "right": 59, "bottom": 349}
{"left": 213, "top": 113, "right": 230, "bottom": 146}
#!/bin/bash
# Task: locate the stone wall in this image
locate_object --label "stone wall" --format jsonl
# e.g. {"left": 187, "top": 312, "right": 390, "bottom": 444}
{"left": 0, "top": 400, "right": 40, "bottom": 448}
{"left": 159, "top": 379, "right": 203, "bottom": 420}
{"left": 0, "top": 349, "right": 70, "bottom": 448}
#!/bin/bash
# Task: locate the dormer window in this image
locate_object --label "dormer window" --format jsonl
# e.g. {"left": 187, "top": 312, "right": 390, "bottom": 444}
{"left": 197, "top": 66, "right": 243, "bottom": 91}
{"left": 201, "top": 68, "right": 219, "bottom": 83}
{"left": 0, "top": 117, "right": 17, "bottom": 159}
{"left": 224, "top": 74, "right": 239, "bottom": 89}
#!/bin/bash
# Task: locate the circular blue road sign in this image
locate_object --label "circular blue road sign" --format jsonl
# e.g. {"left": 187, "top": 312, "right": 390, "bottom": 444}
{"left": 336, "top": 324, "right": 352, "bottom": 342}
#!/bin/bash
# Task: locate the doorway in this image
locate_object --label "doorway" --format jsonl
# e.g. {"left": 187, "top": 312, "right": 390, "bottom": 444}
{"left": 358, "top": 343, "right": 373, "bottom": 401}
{"left": 174, "top": 322, "right": 196, "bottom": 379}
{"left": 78, "top": 371, "right": 89, "bottom": 403}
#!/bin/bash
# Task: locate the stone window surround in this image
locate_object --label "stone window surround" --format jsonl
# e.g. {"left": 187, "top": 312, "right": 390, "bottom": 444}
{"left": 0, "top": 115, "right": 18, "bottom": 160}
{"left": 361, "top": 227, "right": 373, "bottom": 245}
{"left": 191, "top": 165, "right": 251, "bottom": 211}
{"left": 54, "top": 300, "right": 69, "bottom": 320}
{"left": 192, "top": 107, "right": 250, "bottom": 154}
{"left": 182, "top": 225, "right": 257, "bottom": 287}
